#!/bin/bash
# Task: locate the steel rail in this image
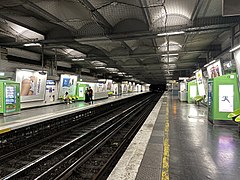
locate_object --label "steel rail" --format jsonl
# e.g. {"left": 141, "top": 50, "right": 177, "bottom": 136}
{"left": 2, "top": 96, "right": 153, "bottom": 180}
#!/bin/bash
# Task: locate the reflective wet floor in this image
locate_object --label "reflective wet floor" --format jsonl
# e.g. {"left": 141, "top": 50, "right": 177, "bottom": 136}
{"left": 168, "top": 95, "right": 240, "bottom": 180}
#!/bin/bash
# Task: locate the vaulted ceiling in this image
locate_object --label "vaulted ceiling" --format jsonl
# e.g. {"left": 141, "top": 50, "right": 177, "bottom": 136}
{"left": 0, "top": 0, "right": 239, "bottom": 84}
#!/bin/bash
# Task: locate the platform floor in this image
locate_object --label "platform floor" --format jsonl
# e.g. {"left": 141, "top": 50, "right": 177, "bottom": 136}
{"left": 0, "top": 93, "right": 143, "bottom": 132}
{"left": 108, "top": 92, "right": 240, "bottom": 180}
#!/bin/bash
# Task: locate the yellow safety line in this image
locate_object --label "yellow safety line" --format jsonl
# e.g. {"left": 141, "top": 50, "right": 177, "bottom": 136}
{"left": 0, "top": 128, "right": 11, "bottom": 135}
{"left": 161, "top": 102, "right": 170, "bottom": 180}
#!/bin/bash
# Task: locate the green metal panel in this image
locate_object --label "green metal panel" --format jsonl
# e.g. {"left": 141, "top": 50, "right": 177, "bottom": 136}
{"left": 208, "top": 80, "right": 213, "bottom": 121}
{"left": 187, "top": 80, "right": 197, "bottom": 103}
{"left": 210, "top": 73, "right": 240, "bottom": 121}
{"left": 0, "top": 80, "right": 20, "bottom": 115}
{"left": 0, "top": 82, "right": 4, "bottom": 113}
{"left": 76, "top": 83, "right": 88, "bottom": 101}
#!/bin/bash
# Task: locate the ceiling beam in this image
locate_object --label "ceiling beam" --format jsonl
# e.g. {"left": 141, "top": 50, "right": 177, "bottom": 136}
{"left": 191, "top": 0, "right": 205, "bottom": 21}
{"left": 0, "top": 14, "right": 45, "bottom": 35}
{"left": 33, "top": 25, "right": 228, "bottom": 45}
{"left": 21, "top": 0, "right": 77, "bottom": 33}
{"left": 138, "top": 0, "right": 160, "bottom": 65}
{"left": 77, "top": 0, "right": 112, "bottom": 31}
{"left": 193, "top": 16, "right": 240, "bottom": 27}
{"left": 122, "top": 67, "right": 190, "bottom": 71}
{"left": 71, "top": 49, "right": 217, "bottom": 61}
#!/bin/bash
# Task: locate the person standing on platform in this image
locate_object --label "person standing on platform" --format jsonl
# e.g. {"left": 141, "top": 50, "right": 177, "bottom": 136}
{"left": 89, "top": 87, "right": 93, "bottom": 104}
{"left": 64, "top": 92, "right": 70, "bottom": 104}
{"left": 84, "top": 87, "right": 90, "bottom": 103}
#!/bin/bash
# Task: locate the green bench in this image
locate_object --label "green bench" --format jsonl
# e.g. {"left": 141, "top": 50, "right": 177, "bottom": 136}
{"left": 194, "top": 95, "right": 204, "bottom": 106}
{"left": 235, "top": 115, "right": 240, "bottom": 123}
{"left": 228, "top": 108, "right": 240, "bottom": 123}
{"left": 228, "top": 108, "right": 240, "bottom": 134}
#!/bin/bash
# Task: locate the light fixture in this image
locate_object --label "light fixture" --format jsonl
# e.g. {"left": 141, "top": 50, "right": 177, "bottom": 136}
{"left": 179, "top": 77, "right": 188, "bottom": 80}
{"left": 98, "top": 79, "right": 106, "bottom": 82}
{"left": 193, "top": 70, "right": 198, "bottom": 74}
{"left": 91, "top": 61, "right": 107, "bottom": 67}
{"left": 157, "top": 31, "right": 185, "bottom": 37}
{"left": 23, "top": 43, "right": 41, "bottom": 47}
{"left": 229, "top": 44, "right": 240, "bottom": 52}
{"left": 161, "top": 53, "right": 179, "bottom": 57}
{"left": 95, "top": 67, "right": 105, "bottom": 69}
{"left": 72, "top": 58, "right": 85, "bottom": 61}
{"left": 20, "top": 69, "right": 34, "bottom": 72}
{"left": 118, "top": 72, "right": 126, "bottom": 75}
{"left": 125, "top": 75, "right": 133, "bottom": 78}
{"left": 204, "top": 60, "right": 216, "bottom": 67}
{"left": 106, "top": 68, "right": 119, "bottom": 72}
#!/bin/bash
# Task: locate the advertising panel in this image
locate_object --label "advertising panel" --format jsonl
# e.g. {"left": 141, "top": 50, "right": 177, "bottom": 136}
{"left": 189, "top": 85, "right": 197, "bottom": 98}
{"left": 78, "top": 87, "right": 84, "bottom": 97}
{"left": 106, "top": 79, "right": 113, "bottom": 91}
{"left": 180, "top": 82, "right": 187, "bottom": 92}
{"left": 195, "top": 69, "right": 205, "bottom": 96}
{"left": 234, "top": 49, "right": 240, "bottom": 89}
{"left": 16, "top": 69, "right": 47, "bottom": 102}
{"left": 45, "top": 80, "right": 58, "bottom": 102}
{"left": 59, "top": 74, "right": 78, "bottom": 96}
{"left": 207, "top": 61, "right": 222, "bottom": 79}
{"left": 219, "top": 85, "right": 234, "bottom": 112}
{"left": 5, "top": 85, "right": 16, "bottom": 112}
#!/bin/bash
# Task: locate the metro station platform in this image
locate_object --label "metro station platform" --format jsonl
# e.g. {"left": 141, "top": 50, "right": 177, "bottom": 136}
{"left": 108, "top": 92, "right": 240, "bottom": 180}
{"left": 0, "top": 92, "right": 144, "bottom": 133}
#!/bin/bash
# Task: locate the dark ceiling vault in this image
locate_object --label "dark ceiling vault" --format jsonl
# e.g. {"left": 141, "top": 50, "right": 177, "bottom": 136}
{"left": 0, "top": 0, "right": 239, "bottom": 84}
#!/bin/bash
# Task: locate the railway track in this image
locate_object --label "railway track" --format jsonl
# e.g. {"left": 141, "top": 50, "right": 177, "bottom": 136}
{"left": 0, "top": 93, "right": 161, "bottom": 179}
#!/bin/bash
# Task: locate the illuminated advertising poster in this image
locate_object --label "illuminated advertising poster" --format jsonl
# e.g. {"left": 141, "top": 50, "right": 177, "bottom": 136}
{"left": 190, "top": 86, "right": 197, "bottom": 98}
{"left": 16, "top": 69, "right": 47, "bottom": 102}
{"left": 106, "top": 79, "right": 113, "bottom": 91}
{"left": 180, "top": 82, "right": 187, "bottom": 91}
{"left": 219, "top": 85, "right": 234, "bottom": 112}
{"left": 45, "top": 80, "right": 58, "bottom": 103}
{"left": 78, "top": 87, "right": 84, "bottom": 97}
{"left": 234, "top": 49, "right": 240, "bottom": 89}
{"left": 207, "top": 61, "right": 222, "bottom": 79}
{"left": 195, "top": 69, "right": 205, "bottom": 96}
{"left": 59, "top": 74, "right": 77, "bottom": 96}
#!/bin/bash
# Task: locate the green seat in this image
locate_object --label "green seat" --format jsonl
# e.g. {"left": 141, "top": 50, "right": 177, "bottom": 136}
{"left": 227, "top": 108, "right": 240, "bottom": 119}
{"left": 235, "top": 115, "right": 240, "bottom": 123}
{"left": 194, "top": 95, "right": 204, "bottom": 102}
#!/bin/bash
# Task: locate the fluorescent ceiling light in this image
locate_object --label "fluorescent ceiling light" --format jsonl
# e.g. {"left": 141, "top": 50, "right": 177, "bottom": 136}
{"left": 204, "top": 60, "right": 216, "bottom": 67}
{"left": 125, "top": 75, "right": 133, "bottom": 77}
{"left": 91, "top": 61, "right": 107, "bottom": 67}
{"left": 98, "top": 79, "right": 106, "bottom": 82}
{"left": 65, "top": 48, "right": 86, "bottom": 57}
{"left": 157, "top": 31, "right": 185, "bottom": 37}
{"left": 106, "top": 68, "right": 119, "bottom": 72}
{"left": 229, "top": 44, "right": 240, "bottom": 52}
{"left": 161, "top": 53, "right": 179, "bottom": 57}
{"left": 95, "top": 67, "right": 105, "bottom": 69}
{"left": 23, "top": 43, "right": 41, "bottom": 47}
{"left": 118, "top": 72, "right": 126, "bottom": 75}
{"left": 21, "top": 69, "right": 35, "bottom": 72}
{"left": 72, "top": 58, "right": 84, "bottom": 61}
{"left": 179, "top": 77, "right": 188, "bottom": 80}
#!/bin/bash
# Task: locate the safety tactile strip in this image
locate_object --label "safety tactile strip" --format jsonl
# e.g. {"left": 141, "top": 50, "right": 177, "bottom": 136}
{"left": 136, "top": 104, "right": 167, "bottom": 180}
